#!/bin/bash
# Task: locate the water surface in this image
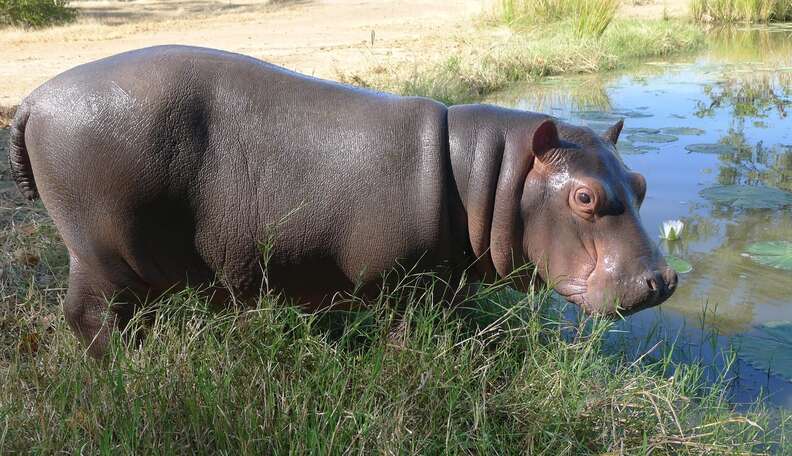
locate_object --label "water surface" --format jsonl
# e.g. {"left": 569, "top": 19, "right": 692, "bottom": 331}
{"left": 493, "top": 25, "right": 792, "bottom": 407}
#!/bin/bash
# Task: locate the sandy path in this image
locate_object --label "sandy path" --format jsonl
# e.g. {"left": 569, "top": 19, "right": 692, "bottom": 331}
{"left": 0, "top": 0, "right": 483, "bottom": 107}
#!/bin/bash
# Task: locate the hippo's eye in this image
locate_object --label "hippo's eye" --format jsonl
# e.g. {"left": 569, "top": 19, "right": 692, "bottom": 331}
{"left": 571, "top": 186, "right": 599, "bottom": 219}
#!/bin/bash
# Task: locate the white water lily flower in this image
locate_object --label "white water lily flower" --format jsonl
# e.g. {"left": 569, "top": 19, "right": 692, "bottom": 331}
{"left": 660, "top": 220, "right": 684, "bottom": 241}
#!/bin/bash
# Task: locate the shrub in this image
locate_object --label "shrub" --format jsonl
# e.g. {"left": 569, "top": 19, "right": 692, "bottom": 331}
{"left": 0, "top": 0, "right": 76, "bottom": 28}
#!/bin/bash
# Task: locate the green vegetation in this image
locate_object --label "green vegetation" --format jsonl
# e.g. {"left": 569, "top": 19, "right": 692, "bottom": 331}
{"left": 745, "top": 241, "right": 792, "bottom": 271}
{"left": 343, "top": 20, "right": 704, "bottom": 105}
{"left": 0, "top": 257, "right": 786, "bottom": 453}
{"left": 691, "top": 0, "right": 792, "bottom": 23}
{"left": 0, "top": 0, "right": 76, "bottom": 27}
{"left": 499, "top": 0, "right": 620, "bottom": 37}
{"left": 736, "top": 321, "right": 792, "bottom": 381}
{"left": 699, "top": 184, "right": 792, "bottom": 210}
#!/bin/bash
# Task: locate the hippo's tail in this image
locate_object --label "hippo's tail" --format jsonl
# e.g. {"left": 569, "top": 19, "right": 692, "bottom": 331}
{"left": 8, "top": 104, "right": 39, "bottom": 200}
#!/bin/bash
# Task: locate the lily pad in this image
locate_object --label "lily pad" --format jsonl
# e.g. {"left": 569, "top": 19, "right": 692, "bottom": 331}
{"left": 627, "top": 133, "right": 678, "bottom": 144}
{"left": 573, "top": 110, "right": 624, "bottom": 122}
{"left": 685, "top": 143, "right": 738, "bottom": 154}
{"left": 623, "top": 127, "right": 660, "bottom": 135}
{"left": 699, "top": 184, "right": 792, "bottom": 210}
{"left": 665, "top": 255, "right": 693, "bottom": 274}
{"left": 617, "top": 141, "right": 659, "bottom": 155}
{"left": 613, "top": 110, "right": 653, "bottom": 118}
{"left": 745, "top": 241, "right": 792, "bottom": 271}
{"left": 661, "top": 127, "right": 705, "bottom": 136}
{"left": 573, "top": 110, "right": 653, "bottom": 122}
{"left": 735, "top": 321, "right": 792, "bottom": 381}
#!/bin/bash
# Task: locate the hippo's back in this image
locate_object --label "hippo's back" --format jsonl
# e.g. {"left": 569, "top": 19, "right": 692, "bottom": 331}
{"left": 21, "top": 45, "right": 455, "bottom": 303}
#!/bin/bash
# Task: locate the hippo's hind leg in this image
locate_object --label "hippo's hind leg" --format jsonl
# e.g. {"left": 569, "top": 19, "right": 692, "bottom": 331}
{"left": 63, "top": 255, "right": 143, "bottom": 358}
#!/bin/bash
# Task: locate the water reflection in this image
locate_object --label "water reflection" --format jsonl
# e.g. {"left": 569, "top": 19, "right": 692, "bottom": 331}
{"left": 707, "top": 25, "right": 792, "bottom": 62}
{"left": 695, "top": 73, "right": 791, "bottom": 120}
{"left": 493, "top": 26, "right": 792, "bottom": 407}
{"left": 714, "top": 129, "right": 792, "bottom": 192}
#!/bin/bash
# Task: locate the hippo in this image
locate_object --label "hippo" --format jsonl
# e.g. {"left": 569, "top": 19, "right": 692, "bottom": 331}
{"left": 8, "top": 45, "right": 676, "bottom": 357}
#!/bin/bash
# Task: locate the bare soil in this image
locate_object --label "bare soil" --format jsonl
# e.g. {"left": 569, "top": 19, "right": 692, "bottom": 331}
{"left": 0, "top": 0, "right": 483, "bottom": 109}
{"left": 0, "top": 0, "right": 688, "bottom": 120}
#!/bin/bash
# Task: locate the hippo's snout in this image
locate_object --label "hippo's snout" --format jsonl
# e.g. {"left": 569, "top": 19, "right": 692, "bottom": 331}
{"left": 577, "top": 260, "right": 679, "bottom": 317}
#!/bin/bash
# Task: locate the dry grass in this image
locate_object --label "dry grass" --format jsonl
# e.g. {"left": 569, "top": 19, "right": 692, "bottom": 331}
{"left": 0, "top": 106, "right": 15, "bottom": 128}
{"left": 340, "top": 19, "right": 704, "bottom": 105}
{"left": 691, "top": 0, "right": 792, "bottom": 22}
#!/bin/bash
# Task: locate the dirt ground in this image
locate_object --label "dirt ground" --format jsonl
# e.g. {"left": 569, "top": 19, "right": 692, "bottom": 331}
{"left": 0, "top": 0, "right": 688, "bottom": 113}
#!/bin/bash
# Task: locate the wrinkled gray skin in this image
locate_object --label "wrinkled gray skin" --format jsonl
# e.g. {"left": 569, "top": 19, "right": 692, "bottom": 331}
{"left": 9, "top": 46, "right": 676, "bottom": 357}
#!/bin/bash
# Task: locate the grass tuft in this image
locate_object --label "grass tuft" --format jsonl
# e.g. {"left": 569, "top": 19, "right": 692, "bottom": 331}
{"left": 498, "top": 0, "right": 620, "bottom": 38}
{"left": 691, "top": 0, "right": 792, "bottom": 23}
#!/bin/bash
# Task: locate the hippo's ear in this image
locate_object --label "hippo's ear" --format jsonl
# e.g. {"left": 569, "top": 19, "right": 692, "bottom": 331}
{"left": 531, "top": 119, "right": 561, "bottom": 162}
{"left": 603, "top": 119, "right": 624, "bottom": 145}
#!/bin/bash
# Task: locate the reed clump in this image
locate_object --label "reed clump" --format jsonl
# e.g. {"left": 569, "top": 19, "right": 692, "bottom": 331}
{"left": 691, "top": 0, "right": 792, "bottom": 23}
{"left": 498, "top": 0, "right": 621, "bottom": 37}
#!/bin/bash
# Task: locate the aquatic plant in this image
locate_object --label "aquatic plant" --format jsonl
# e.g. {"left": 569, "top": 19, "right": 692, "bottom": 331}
{"left": 660, "top": 220, "right": 685, "bottom": 241}
{"left": 699, "top": 184, "right": 792, "bottom": 210}
{"left": 660, "top": 127, "right": 705, "bottom": 136}
{"left": 744, "top": 240, "right": 792, "bottom": 270}
{"left": 628, "top": 132, "right": 679, "bottom": 143}
{"left": 665, "top": 254, "right": 694, "bottom": 273}
{"left": 735, "top": 321, "right": 792, "bottom": 381}
{"left": 685, "top": 143, "right": 739, "bottom": 154}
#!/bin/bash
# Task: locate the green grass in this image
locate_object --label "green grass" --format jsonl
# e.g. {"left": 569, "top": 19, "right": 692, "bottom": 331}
{"left": 691, "top": 0, "right": 792, "bottom": 23}
{"left": 1, "top": 260, "right": 787, "bottom": 453}
{"left": 498, "top": 0, "right": 621, "bottom": 37}
{"left": 0, "top": 0, "right": 76, "bottom": 27}
{"left": 342, "top": 19, "right": 705, "bottom": 106}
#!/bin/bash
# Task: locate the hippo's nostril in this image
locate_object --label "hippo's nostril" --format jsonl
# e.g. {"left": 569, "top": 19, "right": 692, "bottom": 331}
{"left": 646, "top": 277, "right": 658, "bottom": 292}
{"left": 663, "top": 268, "right": 678, "bottom": 291}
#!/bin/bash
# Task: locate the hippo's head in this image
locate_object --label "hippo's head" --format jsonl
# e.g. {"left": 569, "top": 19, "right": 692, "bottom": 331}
{"left": 517, "top": 119, "right": 677, "bottom": 316}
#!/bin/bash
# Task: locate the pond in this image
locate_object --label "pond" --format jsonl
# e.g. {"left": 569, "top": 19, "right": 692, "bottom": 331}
{"left": 492, "top": 25, "right": 792, "bottom": 408}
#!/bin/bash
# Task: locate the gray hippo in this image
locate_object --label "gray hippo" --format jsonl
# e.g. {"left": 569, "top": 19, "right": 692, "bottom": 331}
{"left": 8, "top": 45, "right": 676, "bottom": 357}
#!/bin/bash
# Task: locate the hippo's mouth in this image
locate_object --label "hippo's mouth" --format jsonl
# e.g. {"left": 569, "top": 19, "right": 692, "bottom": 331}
{"left": 555, "top": 277, "right": 591, "bottom": 310}
{"left": 555, "top": 279, "right": 662, "bottom": 318}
